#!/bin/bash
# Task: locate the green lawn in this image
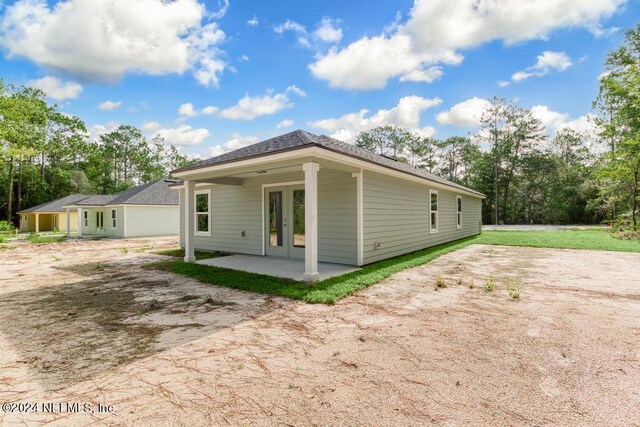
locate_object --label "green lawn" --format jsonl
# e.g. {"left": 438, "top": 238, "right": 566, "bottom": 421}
{"left": 143, "top": 229, "right": 640, "bottom": 304}
{"left": 477, "top": 229, "right": 640, "bottom": 252}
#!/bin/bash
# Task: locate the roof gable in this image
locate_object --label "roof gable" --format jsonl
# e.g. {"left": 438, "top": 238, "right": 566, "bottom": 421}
{"left": 18, "top": 194, "right": 93, "bottom": 213}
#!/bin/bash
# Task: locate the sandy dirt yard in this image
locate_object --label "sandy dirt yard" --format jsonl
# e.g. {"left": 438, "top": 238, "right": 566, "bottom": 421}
{"left": 1, "top": 238, "right": 639, "bottom": 426}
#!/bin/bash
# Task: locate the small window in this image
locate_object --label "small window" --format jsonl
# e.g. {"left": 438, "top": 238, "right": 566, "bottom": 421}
{"left": 429, "top": 190, "right": 438, "bottom": 233}
{"left": 456, "top": 196, "right": 462, "bottom": 229}
{"left": 84, "top": 210, "right": 88, "bottom": 227}
{"left": 195, "top": 190, "right": 211, "bottom": 236}
{"left": 111, "top": 209, "right": 117, "bottom": 229}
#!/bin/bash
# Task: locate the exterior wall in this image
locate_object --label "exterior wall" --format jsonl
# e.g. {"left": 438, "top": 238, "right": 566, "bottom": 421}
{"left": 79, "top": 208, "right": 112, "bottom": 236}
{"left": 362, "top": 170, "right": 482, "bottom": 264}
{"left": 124, "top": 205, "right": 179, "bottom": 237}
{"left": 179, "top": 168, "right": 358, "bottom": 265}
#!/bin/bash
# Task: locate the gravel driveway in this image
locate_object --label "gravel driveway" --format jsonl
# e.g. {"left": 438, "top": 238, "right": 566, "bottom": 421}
{"left": 1, "top": 239, "right": 639, "bottom": 426}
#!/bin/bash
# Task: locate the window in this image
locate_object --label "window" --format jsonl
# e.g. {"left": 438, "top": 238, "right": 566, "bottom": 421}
{"left": 111, "top": 209, "right": 117, "bottom": 229}
{"left": 195, "top": 190, "right": 211, "bottom": 236}
{"left": 84, "top": 210, "right": 88, "bottom": 227}
{"left": 456, "top": 196, "right": 462, "bottom": 229}
{"left": 429, "top": 190, "right": 438, "bottom": 233}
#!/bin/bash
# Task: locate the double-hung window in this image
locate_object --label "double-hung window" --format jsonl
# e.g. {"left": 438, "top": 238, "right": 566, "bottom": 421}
{"left": 195, "top": 190, "right": 211, "bottom": 236}
{"left": 111, "top": 209, "right": 117, "bottom": 229}
{"left": 84, "top": 211, "right": 88, "bottom": 227}
{"left": 429, "top": 190, "right": 438, "bottom": 233}
{"left": 456, "top": 196, "right": 462, "bottom": 229}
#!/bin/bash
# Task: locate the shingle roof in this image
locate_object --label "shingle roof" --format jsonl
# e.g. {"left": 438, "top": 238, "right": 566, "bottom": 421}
{"left": 18, "top": 194, "right": 93, "bottom": 213}
{"left": 108, "top": 179, "right": 180, "bottom": 205}
{"left": 72, "top": 179, "right": 180, "bottom": 206}
{"left": 172, "top": 129, "right": 485, "bottom": 197}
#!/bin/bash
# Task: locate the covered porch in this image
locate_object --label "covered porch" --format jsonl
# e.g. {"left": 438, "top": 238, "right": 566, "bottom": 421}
{"left": 177, "top": 155, "right": 364, "bottom": 282}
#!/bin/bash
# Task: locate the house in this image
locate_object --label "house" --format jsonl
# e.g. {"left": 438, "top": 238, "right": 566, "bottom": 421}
{"left": 18, "top": 194, "right": 90, "bottom": 233}
{"left": 62, "top": 179, "right": 181, "bottom": 238}
{"left": 170, "top": 130, "right": 485, "bottom": 282}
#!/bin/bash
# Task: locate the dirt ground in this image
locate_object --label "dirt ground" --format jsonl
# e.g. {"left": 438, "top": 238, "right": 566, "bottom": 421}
{"left": 1, "top": 238, "right": 639, "bottom": 426}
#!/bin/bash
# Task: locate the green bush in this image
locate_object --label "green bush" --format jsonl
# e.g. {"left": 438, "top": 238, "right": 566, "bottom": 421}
{"left": 0, "top": 221, "right": 15, "bottom": 232}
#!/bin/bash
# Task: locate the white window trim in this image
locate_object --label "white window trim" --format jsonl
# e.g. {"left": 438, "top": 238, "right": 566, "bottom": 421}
{"left": 194, "top": 189, "right": 211, "bottom": 237}
{"left": 456, "top": 195, "right": 463, "bottom": 230}
{"left": 111, "top": 208, "right": 117, "bottom": 229}
{"left": 429, "top": 189, "right": 439, "bottom": 234}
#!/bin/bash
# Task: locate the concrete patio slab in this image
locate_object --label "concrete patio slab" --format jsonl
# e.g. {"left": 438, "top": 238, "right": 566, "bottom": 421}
{"left": 195, "top": 255, "right": 360, "bottom": 281}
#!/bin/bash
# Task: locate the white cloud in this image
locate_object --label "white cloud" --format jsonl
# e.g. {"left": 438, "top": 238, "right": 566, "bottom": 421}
{"left": 512, "top": 51, "right": 572, "bottom": 82}
{"left": 208, "top": 133, "right": 260, "bottom": 157}
{"left": 218, "top": 86, "right": 305, "bottom": 120}
{"left": 497, "top": 80, "right": 510, "bottom": 87}
{"left": 277, "top": 119, "right": 294, "bottom": 129}
{"left": 310, "top": 95, "right": 441, "bottom": 142}
{"left": 530, "top": 105, "right": 569, "bottom": 130}
{"left": 141, "top": 121, "right": 161, "bottom": 131}
{"left": 247, "top": 16, "right": 259, "bottom": 26}
{"left": 274, "top": 20, "right": 310, "bottom": 47}
{"left": 178, "top": 102, "right": 218, "bottom": 117}
{"left": 155, "top": 124, "right": 210, "bottom": 147}
{"left": 87, "top": 121, "right": 119, "bottom": 141}
{"left": 309, "top": 0, "right": 625, "bottom": 90}
{"left": 240, "top": 54, "right": 249, "bottom": 61}
{"left": 98, "top": 100, "right": 122, "bottom": 111}
{"left": 399, "top": 66, "right": 443, "bottom": 83}
{"left": 0, "top": 0, "right": 227, "bottom": 87}
{"left": 27, "top": 76, "right": 82, "bottom": 100}
{"left": 313, "top": 17, "right": 342, "bottom": 43}
{"left": 436, "top": 97, "right": 491, "bottom": 127}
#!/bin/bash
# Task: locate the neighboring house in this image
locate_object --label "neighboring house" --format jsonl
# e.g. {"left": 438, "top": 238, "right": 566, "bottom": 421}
{"left": 170, "top": 130, "right": 485, "bottom": 281}
{"left": 18, "top": 194, "right": 90, "bottom": 233}
{"left": 63, "top": 179, "right": 180, "bottom": 238}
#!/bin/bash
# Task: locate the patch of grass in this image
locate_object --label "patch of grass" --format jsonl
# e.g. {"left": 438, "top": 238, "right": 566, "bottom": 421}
{"left": 27, "top": 233, "right": 65, "bottom": 244}
{"left": 433, "top": 275, "right": 448, "bottom": 290}
{"left": 506, "top": 278, "right": 522, "bottom": 300}
{"left": 144, "top": 237, "right": 479, "bottom": 304}
{"left": 152, "top": 248, "right": 228, "bottom": 261}
{"left": 477, "top": 229, "right": 640, "bottom": 252}
{"left": 52, "top": 255, "right": 61, "bottom": 262}
{"left": 483, "top": 278, "right": 496, "bottom": 293}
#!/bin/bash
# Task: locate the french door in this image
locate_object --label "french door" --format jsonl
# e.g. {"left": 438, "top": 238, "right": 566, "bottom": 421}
{"left": 265, "top": 186, "right": 305, "bottom": 259}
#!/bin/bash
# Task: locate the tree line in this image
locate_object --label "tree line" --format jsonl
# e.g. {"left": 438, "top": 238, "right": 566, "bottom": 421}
{"left": 355, "top": 24, "right": 640, "bottom": 231}
{"left": 0, "top": 82, "right": 191, "bottom": 224}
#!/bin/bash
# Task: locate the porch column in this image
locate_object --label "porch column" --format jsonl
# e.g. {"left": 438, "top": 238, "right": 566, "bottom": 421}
{"left": 35, "top": 213, "right": 40, "bottom": 233}
{"left": 184, "top": 180, "right": 196, "bottom": 262}
{"left": 303, "top": 162, "right": 319, "bottom": 282}
{"left": 77, "top": 208, "right": 82, "bottom": 237}
{"left": 65, "top": 208, "right": 71, "bottom": 237}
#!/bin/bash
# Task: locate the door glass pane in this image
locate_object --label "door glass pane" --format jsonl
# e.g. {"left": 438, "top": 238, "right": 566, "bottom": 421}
{"left": 292, "top": 189, "right": 305, "bottom": 248}
{"left": 269, "top": 192, "right": 283, "bottom": 247}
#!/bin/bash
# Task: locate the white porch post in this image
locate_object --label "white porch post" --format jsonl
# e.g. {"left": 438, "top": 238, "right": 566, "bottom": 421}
{"left": 77, "top": 208, "right": 82, "bottom": 237}
{"left": 303, "top": 162, "right": 319, "bottom": 282}
{"left": 352, "top": 169, "right": 364, "bottom": 266}
{"left": 65, "top": 208, "right": 71, "bottom": 237}
{"left": 184, "top": 180, "right": 196, "bottom": 262}
{"left": 35, "top": 213, "right": 40, "bottom": 233}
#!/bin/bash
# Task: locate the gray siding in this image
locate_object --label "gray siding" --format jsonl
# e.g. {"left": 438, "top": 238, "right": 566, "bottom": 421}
{"left": 180, "top": 169, "right": 357, "bottom": 265}
{"left": 124, "top": 206, "right": 179, "bottom": 237}
{"left": 363, "top": 170, "right": 482, "bottom": 264}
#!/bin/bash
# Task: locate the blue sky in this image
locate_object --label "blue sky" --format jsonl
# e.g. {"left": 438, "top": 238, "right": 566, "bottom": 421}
{"left": 0, "top": 0, "right": 638, "bottom": 158}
